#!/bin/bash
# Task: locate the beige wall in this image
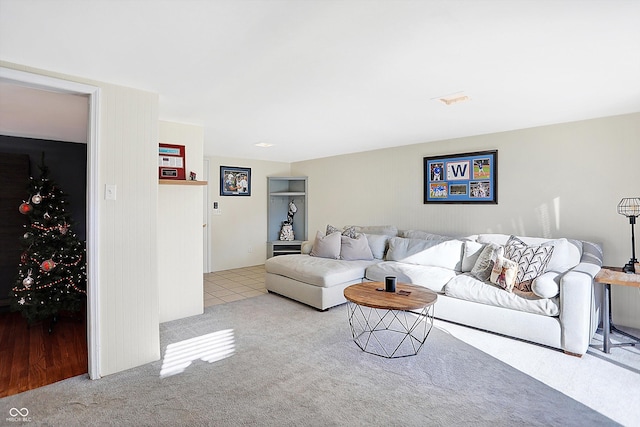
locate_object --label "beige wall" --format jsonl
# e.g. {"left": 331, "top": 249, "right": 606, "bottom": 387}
{"left": 158, "top": 121, "right": 204, "bottom": 323}
{"left": 207, "top": 156, "right": 290, "bottom": 271}
{"left": 1, "top": 61, "right": 160, "bottom": 376}
{"left": 292, "top": 113, "right": 640, "bottom": 328}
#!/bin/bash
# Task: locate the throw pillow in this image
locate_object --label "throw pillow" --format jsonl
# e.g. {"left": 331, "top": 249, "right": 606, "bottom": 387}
{"left": 310, "top": 231, "right": 341, "bottom": 259}
{"left": 462, "top": 241, "right": 485, "bottom": 272}
{"left": 490, "top": 255, "right": 519, "bottom": 292}
{"left": 326, "top": 224, "right": 340, "bottom": 235}
{"left": 340, "top": 235, "right": 374, "bottom": 261}
{"left": 531, "top": 271, "right": 562, "bottom": 299}
{"left": 470, "top": 243, "right": 504, "bottom": 281}
{"left": 326, "top": 224, "right": 358, "bottom": 239}
{"left": 504, "top": 236, "right": 554, "bottom": 292}
{"left": 364, "top": 233, "right": 390, "bottom": 259}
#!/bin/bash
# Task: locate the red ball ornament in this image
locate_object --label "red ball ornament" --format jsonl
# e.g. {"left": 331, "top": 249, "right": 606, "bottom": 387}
{"left": 19, "top": 202, "right": 32, "bottom": 214}
{"left": 21, "top": 252, "right": 29, "bottom": 263}
{"left": 41, "top": 259, "right": 56, "bottom": 272}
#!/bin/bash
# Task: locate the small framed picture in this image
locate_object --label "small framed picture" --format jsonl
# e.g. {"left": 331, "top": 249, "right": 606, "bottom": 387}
{"left": 423, "top": 150, "right": 497, "bottom": 204}
{"left": 220, "top": 166, "right": 251, "bottom": 196}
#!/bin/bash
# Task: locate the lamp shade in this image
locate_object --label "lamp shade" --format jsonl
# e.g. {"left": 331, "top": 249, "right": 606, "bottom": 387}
{"left": 617, "top": 198, "right": 640, "bottom": 218}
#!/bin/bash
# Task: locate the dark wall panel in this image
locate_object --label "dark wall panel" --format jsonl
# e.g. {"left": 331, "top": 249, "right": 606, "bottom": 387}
{"left": 0, "top": 136, "right": 87, "bottom": 241}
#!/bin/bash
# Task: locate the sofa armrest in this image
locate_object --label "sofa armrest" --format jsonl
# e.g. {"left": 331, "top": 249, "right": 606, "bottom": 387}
{"left": 559, "top": 241, "right": 603, "bottom": 355}
{"left": 301, "top": 240, "right": 313, "bottom": 254}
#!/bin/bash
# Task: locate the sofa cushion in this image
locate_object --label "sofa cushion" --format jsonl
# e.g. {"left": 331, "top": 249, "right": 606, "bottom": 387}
{"left": 265, "top": 254, "right": 378, "bottom": 288}
{"left": 470, "top": 243, "right": 503, "bottom": 281}
{"left": 364, "top": 233, "right": 390, "bottom": 260}
{"left": 310, "top": 231, "right": 341, "bottom": 259}
{"left": 386, "top": 237, "right": 464, "bottom": 271}
{"left": 340, "top": 234, "right": 374, "bottom": 261}
{"left": 400, "top": 230, "right": 453, "bottom": 241}
{"left": 444, "top": 273, "right": 559, "bottom": 316}
{"left": 365, "top": 261, "right": 457, "bottom": 293}
{"left": 349, "top": 225, "right": 398, "bottom": 236}
{"left": 505, "top": 236, "right": 554, "bottom": 292}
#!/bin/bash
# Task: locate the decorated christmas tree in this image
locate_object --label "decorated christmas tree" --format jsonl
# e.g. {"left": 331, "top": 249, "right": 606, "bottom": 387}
{"left": 10, "top": 156, "right": 87, "bottom": 326}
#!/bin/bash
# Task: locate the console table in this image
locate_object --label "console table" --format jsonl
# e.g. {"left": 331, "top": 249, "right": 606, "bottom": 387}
{"left": 594, "top": 265, "right": 640, "bottom": 353}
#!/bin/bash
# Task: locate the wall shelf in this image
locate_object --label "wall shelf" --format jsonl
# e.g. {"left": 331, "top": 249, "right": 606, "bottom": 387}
{"left": 159, "top": 180, "right": 207, "bottom": 186}
{"left": 267, "top": 177, "right": 307, "bottom": 258}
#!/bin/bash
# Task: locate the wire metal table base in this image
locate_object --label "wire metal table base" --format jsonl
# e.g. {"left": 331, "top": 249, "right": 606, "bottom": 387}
{"left": 346, "top": 301, "right": 434, "bottom": 358}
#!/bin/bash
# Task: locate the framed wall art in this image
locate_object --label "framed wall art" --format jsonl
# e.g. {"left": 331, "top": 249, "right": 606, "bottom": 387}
{"left": 220, "top": 166, "right": 251, "bottom": 196}
{"left": 423, "top": 150, "right": 497, "bottom": 204}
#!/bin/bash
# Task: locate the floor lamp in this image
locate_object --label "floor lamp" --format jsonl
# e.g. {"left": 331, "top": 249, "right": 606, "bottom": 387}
{"left": 617, "top": 197, "right": 640, "bottom": 274}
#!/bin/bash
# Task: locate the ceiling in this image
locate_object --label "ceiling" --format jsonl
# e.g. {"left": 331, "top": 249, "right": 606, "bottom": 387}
{"left": 1, "top": 0, "right": 639, "bottom": 163}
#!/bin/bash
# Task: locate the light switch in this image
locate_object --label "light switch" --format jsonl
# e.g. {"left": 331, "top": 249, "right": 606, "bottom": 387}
{"left": 105, "top": 184, "right": 117, "bottom": 200}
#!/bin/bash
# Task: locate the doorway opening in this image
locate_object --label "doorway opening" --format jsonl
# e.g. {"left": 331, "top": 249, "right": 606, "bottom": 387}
{"left": 0, "top": 67, "right": 101, "bottom": 382}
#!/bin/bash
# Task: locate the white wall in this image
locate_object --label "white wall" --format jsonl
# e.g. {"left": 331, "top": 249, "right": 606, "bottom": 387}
{"left": 158, "top": 121, "right": 204, "bottom": 323}
{"left": 292, "top": 113, "right": 640, "bottom": 329}
{"left": 207, "top": 156, "right": 289, "bottom": 271}
{"left": 1, "top": 61, "right": 161, "bottom": 376}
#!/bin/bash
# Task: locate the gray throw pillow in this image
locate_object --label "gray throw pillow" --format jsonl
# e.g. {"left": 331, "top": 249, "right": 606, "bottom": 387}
{"left": 471, "top": 243, "right": 504, "bottom": 281}
{"left": 310, "top": 231, "right": 341, "bottom": 259}
{"left": 340, "top": 235, "right": 374, "bottom": 261}
{"left": 364, "top": 234, "right": 389, "bottom": 259}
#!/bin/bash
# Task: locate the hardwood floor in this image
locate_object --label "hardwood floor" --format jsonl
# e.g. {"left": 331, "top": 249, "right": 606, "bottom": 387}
{"left": 0, "top": 309, "right": 87, "bottom": 398}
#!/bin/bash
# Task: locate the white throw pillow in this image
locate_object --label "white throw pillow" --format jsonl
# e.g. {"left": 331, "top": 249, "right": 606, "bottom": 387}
{"left": 310, "top": 231, "right": 341, "bottom": 259}
{"left": 340, "top": 235, "right": 374, "bottom": 261}
{"left": 462, "top": 241, "right": 485, "bottom": 272}
{"left": 531, "top": 271, "right": 562, "bottom": 298}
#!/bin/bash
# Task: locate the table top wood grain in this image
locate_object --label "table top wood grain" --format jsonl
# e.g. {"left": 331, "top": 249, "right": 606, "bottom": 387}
{"left": 344, "top": 282, "right": 437, "bottom": 310}
{"left": 595, "top": 265, "right": 640, "bottom": 288}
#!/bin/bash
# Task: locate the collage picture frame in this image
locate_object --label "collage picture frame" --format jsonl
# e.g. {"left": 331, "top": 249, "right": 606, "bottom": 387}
{"left": 423, "top": 150, "right": 498, "bottom": 204}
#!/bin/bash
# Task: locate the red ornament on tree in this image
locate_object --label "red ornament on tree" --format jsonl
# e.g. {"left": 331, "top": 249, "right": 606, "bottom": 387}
{"left": 19, "top": 202, "right": 32, "bottom": 214}
{"left": 40, "top": 259, "right": 56, "bottom": 272}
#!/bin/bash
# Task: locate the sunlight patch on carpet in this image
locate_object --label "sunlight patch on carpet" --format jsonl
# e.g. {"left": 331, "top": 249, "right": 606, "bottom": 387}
{"left": 160, "top": 329, "right": 235, "bottom": 378}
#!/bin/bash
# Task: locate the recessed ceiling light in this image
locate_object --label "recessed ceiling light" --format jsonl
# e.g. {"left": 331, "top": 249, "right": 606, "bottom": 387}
{"left": 435, "top": 92, "right": 471, "bottom": 106}
{"left": 254, "top": 142, "right": 273, "bottom": 148}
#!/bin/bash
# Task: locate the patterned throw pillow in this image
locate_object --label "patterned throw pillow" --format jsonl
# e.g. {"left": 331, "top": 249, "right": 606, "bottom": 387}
{"left": 504, "top": 236, "right": 554, "bottom": 292}
{"left": 326, "top": 224, "right": 358, "bottom": 239}
{"left": 326, "top": 224, "right": 340, "bottom": 235}
{"left": 470, "top": 243, "right": 504, "bottom": 281}
{"left": 490, "top": 255, "right": 519, "bottom": 292}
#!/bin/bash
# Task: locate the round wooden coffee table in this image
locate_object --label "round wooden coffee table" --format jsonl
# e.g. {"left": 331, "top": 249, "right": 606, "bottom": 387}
{"left": 344, "top": 282, "right": 437, "bottom": 358}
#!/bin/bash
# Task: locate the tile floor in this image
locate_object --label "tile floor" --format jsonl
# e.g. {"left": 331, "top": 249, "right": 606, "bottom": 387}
{"left": 203, "top": 264, "right": 267, "bottom": 307}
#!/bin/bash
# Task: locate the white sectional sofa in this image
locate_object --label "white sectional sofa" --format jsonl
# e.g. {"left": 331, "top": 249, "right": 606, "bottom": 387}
{"left": 265, "top": 226, "right": 603, "bottom": 356}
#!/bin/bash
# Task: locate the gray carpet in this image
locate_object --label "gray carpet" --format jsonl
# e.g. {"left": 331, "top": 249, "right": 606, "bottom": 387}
{"left": 1, "top": 294, "right": 616, "bottom": 426}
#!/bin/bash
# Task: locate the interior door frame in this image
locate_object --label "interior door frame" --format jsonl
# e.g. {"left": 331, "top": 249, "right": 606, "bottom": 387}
{"left": 0, "top": 67, "right": 101, "bottom": 380}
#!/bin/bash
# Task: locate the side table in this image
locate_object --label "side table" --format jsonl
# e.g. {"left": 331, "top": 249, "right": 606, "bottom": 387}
{"left": 594, "top": 264, "right": 640, "bottom": 353}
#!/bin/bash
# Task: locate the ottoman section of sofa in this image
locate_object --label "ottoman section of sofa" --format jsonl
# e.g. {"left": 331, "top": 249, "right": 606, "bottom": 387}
{"left": 265, "top": 254, "right": 380, "bottom": 310}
